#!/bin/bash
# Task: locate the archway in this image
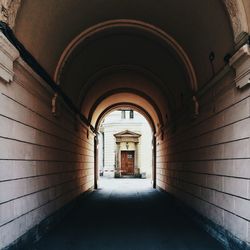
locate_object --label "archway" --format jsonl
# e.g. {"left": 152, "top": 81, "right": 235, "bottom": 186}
{"left": 91, "top": 101, "right": 159, "bottom": 189}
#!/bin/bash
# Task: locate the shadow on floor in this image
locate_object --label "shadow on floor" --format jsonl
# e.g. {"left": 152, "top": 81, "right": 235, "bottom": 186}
{"left": 34, "top": 178, "right": 224, "bottom": 250}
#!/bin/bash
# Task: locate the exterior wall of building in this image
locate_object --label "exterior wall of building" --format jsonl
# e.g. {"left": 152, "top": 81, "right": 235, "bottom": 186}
{"left": 156, "top": 68, "right": 250, "bottom": 245}
{"left": 98, "top": 111, "right": 153, "bottom": 178}
{"left": 0, "top": 52, "right": 94, "bottom": 248}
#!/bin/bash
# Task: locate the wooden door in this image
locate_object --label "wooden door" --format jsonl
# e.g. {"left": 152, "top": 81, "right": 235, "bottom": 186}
{"left": 121, "top": 151, "right": 134, "bottom": 175}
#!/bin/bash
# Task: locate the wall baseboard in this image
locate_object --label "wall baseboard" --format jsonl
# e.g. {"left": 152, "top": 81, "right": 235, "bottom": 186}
{"left": 3, "top": 188, "right": 93, "bottom": 250}
{"left": 156, "top": 186, "right": 250, "bottom": 250}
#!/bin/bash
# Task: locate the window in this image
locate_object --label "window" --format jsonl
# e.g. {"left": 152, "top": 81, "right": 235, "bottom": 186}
{"left": 129, "top": 110, "right": 134, "bottom": 119}
{"left": 121, "top": 110, "right": 126, "bottom": 119}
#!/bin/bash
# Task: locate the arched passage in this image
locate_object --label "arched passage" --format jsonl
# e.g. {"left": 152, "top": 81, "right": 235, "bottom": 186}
{"left": 93, "top": 102, "right": 158, "bottom": 189}
{"left": 0, "top": 1, "right": 250, "bottom": 249}
{"left": 82, "top": 70, "right": 166, "bottom": 189}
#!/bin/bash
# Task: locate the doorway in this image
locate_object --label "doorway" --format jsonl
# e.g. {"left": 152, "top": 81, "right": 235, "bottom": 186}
{"left": 121, "top": 151, "right": 135, "bottom": 175}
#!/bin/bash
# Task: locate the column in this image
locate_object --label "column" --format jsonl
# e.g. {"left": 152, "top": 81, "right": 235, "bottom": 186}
{"left": 115, "top": 142, "right": 120, "bottom": 177}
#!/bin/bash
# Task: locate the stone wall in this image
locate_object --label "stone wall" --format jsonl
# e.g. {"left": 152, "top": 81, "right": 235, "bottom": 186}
{"left": 0, "top": 57, "right": 94, "bottom": 248}
{"left": 156, "top": 65, "right": 250, "bottom": 246}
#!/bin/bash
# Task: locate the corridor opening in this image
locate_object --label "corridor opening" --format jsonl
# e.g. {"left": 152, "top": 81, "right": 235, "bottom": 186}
{"left": 95, "top": 108, "right": 154, "bottom": 189}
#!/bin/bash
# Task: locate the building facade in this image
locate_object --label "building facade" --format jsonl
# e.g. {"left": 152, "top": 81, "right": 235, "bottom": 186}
{"left": 98, "top": 110, "right": 152, "bottom": 178}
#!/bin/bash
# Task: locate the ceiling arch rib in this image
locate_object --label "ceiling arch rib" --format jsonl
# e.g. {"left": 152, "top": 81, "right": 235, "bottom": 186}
{"left": 77, "top": 65, "right": 175, "bottom": 111}
{"left": 54, "top": 19, "right": 198, "bottom": 92}
{"left": 87, "top": 92, "right": 162, "bottom": 134}
{"left": 222, "top": 0, "right": 249, "bottom": 44}
{"left": 79, "top": 70, "right": 171, "bottom": 123}
{"left": 87, "top": 88, "right": 164, "bottom": 127}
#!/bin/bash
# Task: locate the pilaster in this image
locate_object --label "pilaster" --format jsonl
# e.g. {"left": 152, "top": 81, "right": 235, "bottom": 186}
{"left": 229, "top": 44, "right": 250, "bottom": 89}
{"left": 0, "top": 31, "right": 19, "bottom": 83}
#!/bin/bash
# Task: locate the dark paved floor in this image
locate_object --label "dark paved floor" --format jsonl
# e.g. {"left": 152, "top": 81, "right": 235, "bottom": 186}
{"left": 34, "top": 178, "right": 224, "bottom": 250}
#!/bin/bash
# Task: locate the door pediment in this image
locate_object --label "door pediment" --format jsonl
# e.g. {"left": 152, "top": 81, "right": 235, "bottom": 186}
{"left": 114, "top": 130, "right": 141, "bottom": 143}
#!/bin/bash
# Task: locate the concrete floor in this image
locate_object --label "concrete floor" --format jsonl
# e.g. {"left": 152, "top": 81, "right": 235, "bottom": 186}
{"left": 34, "top": 178, "right": 224, "bottom": 250}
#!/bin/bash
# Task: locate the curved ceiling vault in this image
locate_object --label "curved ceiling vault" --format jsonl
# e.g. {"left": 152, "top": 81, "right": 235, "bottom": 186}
{"left": 15, "top": 0, "right": 235, "bottom": 81}
{"left": 13, "top": 0, "right": 246, "bottom": 133}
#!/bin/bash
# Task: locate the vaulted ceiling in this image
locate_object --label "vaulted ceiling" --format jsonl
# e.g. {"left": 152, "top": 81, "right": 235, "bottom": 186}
{"left": 13, "top": 0, "right": 241, "bottom": 128}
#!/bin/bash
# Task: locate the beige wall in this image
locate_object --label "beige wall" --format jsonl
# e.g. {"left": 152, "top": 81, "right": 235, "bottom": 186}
{"left": 0, "top": 59, "right": 94, "bottom": 249}
{"left": 156, "top": 69, "right": 250, "bottom": 244}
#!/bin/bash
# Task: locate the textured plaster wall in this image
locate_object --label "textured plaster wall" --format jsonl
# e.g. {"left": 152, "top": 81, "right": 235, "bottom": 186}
{"left": 0, "top": 59, "right": 94, "bottom": 249}
{"left": 156, "top": 69, "right": 250, "bottom": 244}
